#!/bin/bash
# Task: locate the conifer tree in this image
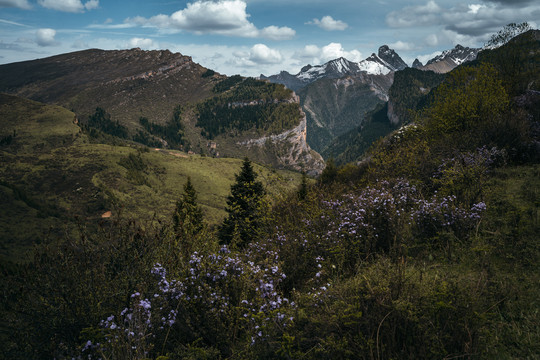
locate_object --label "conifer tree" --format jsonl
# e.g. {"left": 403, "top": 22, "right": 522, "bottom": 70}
{"left": 298, "top": 170, "right": 308, "bottom": 201}
{"left": 219, "top": 157, "right": 266, "bottom": 247}
{"left": 320, "top": 157, "right": 338, "bottom": 185}
{"left": 173, "top": 177, "right": 204, "bottom": 250}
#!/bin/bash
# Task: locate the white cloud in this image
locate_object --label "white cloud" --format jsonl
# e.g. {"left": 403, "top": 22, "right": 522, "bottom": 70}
{"left": 307, "top": 16, "right": 348, "bottom": 31}
{"left": 387, "top": 0, "right": 540, "bottom": 42}
{"left": 294, "top": 43, "right": 362, "bottom": 64}
{"left": 249, "top": 44, "right": 282, "bottom": 64}
{"left": 441, "top": 29, "right": 478, "bottom": 47}
{"left": 425, "top": 34, "right": 438, "bottom": 46}
{"left": 0, "top": 18, "right": 30, "bottom": 27}
{"left": 125, "top": 0, "right": 295, "bottom": 40}
{"left": 320, "top": 43, "right": 361, "bottom": 62}
{"left": 0, "top": 0, "right": 32, "bottom": 9}
{"left": 128, "top": 37, "right": 157, "bottom": 50}
{"left": 468, "top": 4, "right": 485, "bottom": 14}
{"left": 84, "top": 0, "right": 98, "bottom": 10}
{"left": 260, "top": 26, "right": 296, "bottom": 41}
{"left": 416, "top": 50, "right": 443, "bottom": 65}
{"left": 38, "top": 0, "right": 99, "bottom": 13}
{"left": 386, "top": 1, "right": 441, "bottom": 27}
{"left": 88, "top": 21, "right": 135, "bottom": 30}
{"left": 389, "top": 40, "right": 415, "bottom": 51}
{"left": 36, "top": 28, "right": 57, "bottom": 46}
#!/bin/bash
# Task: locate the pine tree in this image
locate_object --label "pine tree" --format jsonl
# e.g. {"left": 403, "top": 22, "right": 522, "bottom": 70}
{"left": 297, "top": 170, "right": 308, "bottom": 201}
{"left": 173, "top": 177, "right": 204, "bottom": 246}
{"left": 219, "top": 157, "right": 267, "bottom": 247}
{"left": 320, "top": 157, "right": 338, "bottom": 185}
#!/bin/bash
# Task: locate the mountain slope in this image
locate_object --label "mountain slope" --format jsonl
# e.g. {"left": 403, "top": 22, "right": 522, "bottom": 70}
{"left": 299, "top": 72, "right": 393, "bottom": 153}
{"left": 0, "top": 48, "right": 214, "bottom": 129}
{"left": 0, "top": 49, "right": 324, "bottom": 173}
{"left": 0, "top": 93, "right": 305, "bottom": 262}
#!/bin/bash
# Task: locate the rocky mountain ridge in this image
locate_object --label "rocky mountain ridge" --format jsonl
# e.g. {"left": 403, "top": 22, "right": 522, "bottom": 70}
{"left": 261, "top": 45, "right": 407, "bottom": 91}
{"left": 261, "top": 43, "right": 480, "bottom": 158}
{"left": 413, "top": 45, "right": 480, "bottom": 73}
{"left": 0, "top": 48, "right": 324, "bottom": 174}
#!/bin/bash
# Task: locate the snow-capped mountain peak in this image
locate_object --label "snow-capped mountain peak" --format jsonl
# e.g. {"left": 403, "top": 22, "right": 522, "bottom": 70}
{"left": 357, "top": 45, "right": 408, "bottom": 75}
{"left": 426, "top": 44, "right": 479, "bottom": 66}
{"left": 296, "top": 57, "right": 360, "bottom": 81}
{"left": 377, "top": 45, "right": 408, "bottom": 71}
{"left": 261, "top": 45, "right": 406, "bottom": 90}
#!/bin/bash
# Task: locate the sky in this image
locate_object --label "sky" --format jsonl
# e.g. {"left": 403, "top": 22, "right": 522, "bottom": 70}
{"left": 0, "top": 0, "right": 539, "bottom": 77}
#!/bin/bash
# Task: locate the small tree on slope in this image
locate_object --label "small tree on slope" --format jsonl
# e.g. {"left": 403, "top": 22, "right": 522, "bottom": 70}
{"left": 218, "top": 157, "right": 267, "bottom": 248}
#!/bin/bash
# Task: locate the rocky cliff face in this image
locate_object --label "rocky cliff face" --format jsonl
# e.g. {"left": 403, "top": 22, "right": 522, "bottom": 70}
{"left": 237, "top": 109, "right": 325, "bottom": 176}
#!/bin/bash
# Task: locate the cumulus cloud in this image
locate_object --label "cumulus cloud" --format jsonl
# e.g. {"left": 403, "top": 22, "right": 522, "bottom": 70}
{"left": 0, "top": 0, "right": 32, "bottom": 9}
{"left": 416, "top": 50, "right": 443, "bottom": 65}
{"left": 386, "top": 1, "right": 441, "bottom": 27}
{"left": 386, "top": 0, "right": 540, "bottom": 46}
{"left": 36, "top": 28, "right": 57, "bottom": 46}
{"left": 128, "top": 37, "right": 157, "bottom": 50}
{"left": 320, "top": 43, "right": 362, "bottom": 62}
{"left": 231, "top": 44, "right": 283, "bottom": 69}
{"left": 38, "top": 0, "right": 99, "bottom": 13}
{"left": 307, "top": 16, "right": 348, "bottom": 31}
{"left": 260, "top": 26, "right": 296, "bottom": 41}
{"left": 249, "top": 44, "right": 282, "bottom": 64}
{"left": 389, "top": 41, "right": 415, "bottom": 51}
{"left": 126, "top": 0, "right": 295, "bottom": 40}
{"left": 294, "top": 43, "right": 362, "bottom": 64}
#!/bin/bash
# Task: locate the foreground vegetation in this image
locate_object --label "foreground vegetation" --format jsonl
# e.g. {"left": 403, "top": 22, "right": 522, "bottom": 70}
{"left": 1, "top": 27, "right": 539, "bottom": 359}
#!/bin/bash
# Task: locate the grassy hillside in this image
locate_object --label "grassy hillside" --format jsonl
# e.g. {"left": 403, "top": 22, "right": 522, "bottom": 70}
{"left": 0, "top": 93, "right": 304, "bottom": 263}
{"left": 0, "top": 49, "right": 217, "bottom": 130}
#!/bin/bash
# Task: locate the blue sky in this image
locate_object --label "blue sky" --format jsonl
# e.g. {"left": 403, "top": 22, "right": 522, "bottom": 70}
{"left": 0, "top": 0, "right": 538, "bottom": 76}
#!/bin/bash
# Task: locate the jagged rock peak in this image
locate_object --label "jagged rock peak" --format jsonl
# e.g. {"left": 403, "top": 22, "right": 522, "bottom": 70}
{"left": 377, "top": 45, "right": 408, "bottom": 71}
{"left": 412, "top": 59, "right": 423, "bottom": 69}
{"left": 426, "top": 44, "right": 479, "bottom": 66}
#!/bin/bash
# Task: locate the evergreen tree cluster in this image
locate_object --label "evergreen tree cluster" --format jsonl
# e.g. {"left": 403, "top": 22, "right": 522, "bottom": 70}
{"left": 85, "top": 107, "right": 128, "bottom": 138}
{"left": 135, "top": 106, "right": 187, "bottom": 149}
{"left": 197, "top": 76, "right": 301, "bottom": 139}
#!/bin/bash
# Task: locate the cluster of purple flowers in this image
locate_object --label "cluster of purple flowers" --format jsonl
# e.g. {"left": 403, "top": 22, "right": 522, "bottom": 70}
{"left": 86, "top": 244, "right": 296, "bottom": 356}
{"left": 413, "top": 195, "right": 486, "bottom": 234}
{"left": 315, "top": 179, "right": 486, "bottom": 256}
{"left": 434, "top": 146, "right": 507, "bottom": 179}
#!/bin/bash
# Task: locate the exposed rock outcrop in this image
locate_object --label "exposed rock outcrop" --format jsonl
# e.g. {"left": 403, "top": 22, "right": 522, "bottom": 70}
{"left": 237, "top": 111, "right": 325, "bottom": 176}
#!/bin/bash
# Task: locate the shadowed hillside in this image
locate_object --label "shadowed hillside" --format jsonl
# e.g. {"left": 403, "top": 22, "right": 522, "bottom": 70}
{"left": 0, "top": 93, "right": 304, "bottom": 263}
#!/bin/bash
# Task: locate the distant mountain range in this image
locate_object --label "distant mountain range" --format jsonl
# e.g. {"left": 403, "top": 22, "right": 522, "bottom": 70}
{"left": 262, "top": 44, "right": 479, "bottom": 91}
{"left": 260, "top": 45, "right": 410, "bottom": 91}
{"left": 413, "top": 45, "right": 480, "bottom": 73}
{"left": 261, "top": 44, "right": 480, "bottom": 155}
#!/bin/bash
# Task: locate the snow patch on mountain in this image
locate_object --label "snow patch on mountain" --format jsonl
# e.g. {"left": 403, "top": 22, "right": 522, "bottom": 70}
{"left": 358, "top": 59, "right": 391, "bottom": 75}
